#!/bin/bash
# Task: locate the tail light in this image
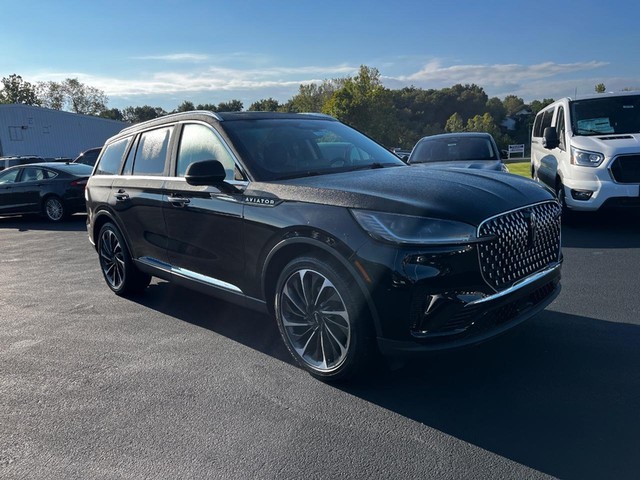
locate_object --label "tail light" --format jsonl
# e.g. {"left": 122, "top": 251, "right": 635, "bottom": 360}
{"left": 70, "top": 178, "right": 88, "bottom": 187}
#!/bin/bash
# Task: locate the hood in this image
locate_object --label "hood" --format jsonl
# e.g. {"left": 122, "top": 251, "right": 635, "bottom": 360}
{"left": 244, "top": 166, "right": 555, "bottom": 226}
{"left": 411, "top": 160, "right": 504, "bottom": 171}
{"left": 572, "top": 133, "right": 640, "bottom": 157}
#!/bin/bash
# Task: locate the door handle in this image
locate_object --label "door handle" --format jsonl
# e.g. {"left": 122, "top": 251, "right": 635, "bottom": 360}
{"left": 113, "top": 189, "right": 129, "bottom": 202}
{"left": 168, "top": 195, "right": 190, "bottom": 207}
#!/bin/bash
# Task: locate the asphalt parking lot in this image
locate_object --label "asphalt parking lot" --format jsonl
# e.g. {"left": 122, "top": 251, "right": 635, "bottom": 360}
{"left": 1, "top": 212, "right": 639, "bottom": 479}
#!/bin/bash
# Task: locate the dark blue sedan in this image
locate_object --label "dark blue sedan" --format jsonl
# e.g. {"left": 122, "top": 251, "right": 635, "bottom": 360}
{"left": 0, "top": 162, "right": 93, "bottom": 221}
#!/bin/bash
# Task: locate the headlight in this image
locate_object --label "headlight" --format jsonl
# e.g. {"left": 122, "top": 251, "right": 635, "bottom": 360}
{"left": 351, "top": 209, "right": 477, "bottom": 245}
{"left": 571, "top": 147, "right": 604, "bottom": 167}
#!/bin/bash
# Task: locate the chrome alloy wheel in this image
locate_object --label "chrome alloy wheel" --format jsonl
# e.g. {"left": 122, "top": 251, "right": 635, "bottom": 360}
{"left": 45, "top": 197, "right": 64, "bottom": 221}
{"left": 99, "top": 229, "right": 125, "bottom": 290}
{"left": 279, "top": 269, "right": 351, "bottom": 372}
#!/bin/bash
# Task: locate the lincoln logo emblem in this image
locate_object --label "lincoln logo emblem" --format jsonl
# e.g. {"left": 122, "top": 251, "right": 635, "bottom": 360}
{"left": 525, "top": 211, "right": 538, "bottom": 248}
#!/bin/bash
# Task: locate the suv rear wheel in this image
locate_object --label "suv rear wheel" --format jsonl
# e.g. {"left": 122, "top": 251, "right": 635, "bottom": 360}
{"left": 275, "top": 256, "right": 374, "bottom": 381}
{"left": 98, "top": 223, "right": 151, "bottom": 296}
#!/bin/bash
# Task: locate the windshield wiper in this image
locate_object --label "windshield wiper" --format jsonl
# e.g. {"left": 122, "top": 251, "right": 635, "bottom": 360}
{"left": 349, "top": 162, "right": 402, "bottom": 171}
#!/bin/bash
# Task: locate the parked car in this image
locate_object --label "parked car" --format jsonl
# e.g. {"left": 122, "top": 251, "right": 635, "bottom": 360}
{"left": 0, "top": 162, "right": 93, "bottom": 221}
{"left": 72, "top": 147, "right": 102, "bottom": 167}
{"left": 0, "top": 155, "right": 44, "bottom": 171}
{"left": 409, "top": 132, "right": 508, "bottom": 172}
{"left": 86, "top": 111, "right": 562, "bottom": 381}
{"left": 531, "top": 91, "right": 640, "bottom": 212}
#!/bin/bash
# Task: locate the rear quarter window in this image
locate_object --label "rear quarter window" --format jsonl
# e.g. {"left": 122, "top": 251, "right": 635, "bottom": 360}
{"left": 132, "top": 127, "right": 172, "bottom": 176}
{"left": 95, "top": 138, "right": 131, "bottom": 175}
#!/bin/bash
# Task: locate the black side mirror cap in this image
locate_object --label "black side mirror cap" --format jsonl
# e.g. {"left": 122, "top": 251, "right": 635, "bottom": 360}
{"left": 185, "top": 160, "right": 227, "bottom": 186}
{"left": 542, "top": 127, "right": 559, "bottom": 150}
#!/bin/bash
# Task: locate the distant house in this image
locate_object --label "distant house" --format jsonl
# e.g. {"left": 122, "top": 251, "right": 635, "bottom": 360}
{"left": 500, "top": 106, "right": 534, "bottom": 131}
{"left": 0, "top": 104, "right": 127, "bottom": 158}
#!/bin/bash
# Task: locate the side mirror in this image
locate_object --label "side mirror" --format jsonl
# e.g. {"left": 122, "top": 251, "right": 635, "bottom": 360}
{"left": 185, "top": 160, "right": 226, "bottom": 186}
{"left": 542, "top": 127, "right": 559, "bottom": 150}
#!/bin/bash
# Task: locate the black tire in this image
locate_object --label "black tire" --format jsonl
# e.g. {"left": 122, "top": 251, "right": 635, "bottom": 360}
{"left": 43, "top": 196, "right": 66, "bottom": 222}
{"left": 97, "top": 222, "right": 151, "bottom": 296}
{"left": 556, "top": 178, "right": 575, "bottom": 223}
{"left": 274, "top": 256, "right": 374, "bottom": 381}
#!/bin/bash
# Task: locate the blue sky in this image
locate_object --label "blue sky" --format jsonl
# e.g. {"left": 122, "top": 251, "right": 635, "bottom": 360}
{"left": 2, "top": 0, "right": 638, "bottom": 111}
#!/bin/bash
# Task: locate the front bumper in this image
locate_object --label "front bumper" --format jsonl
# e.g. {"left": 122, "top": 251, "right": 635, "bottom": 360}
{"left": 563, "top": 169, "right": 640, "bottom": 211}
{"left": 376, "top": 262, "right": 562, "bottom": 356}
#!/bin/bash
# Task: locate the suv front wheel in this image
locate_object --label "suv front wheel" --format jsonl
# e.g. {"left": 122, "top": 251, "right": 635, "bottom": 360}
{"left": 98, "top": 222, "right": 151, "bottom": 296}
{"left": 274, "top": 256, "right": 374, "bottom": 381}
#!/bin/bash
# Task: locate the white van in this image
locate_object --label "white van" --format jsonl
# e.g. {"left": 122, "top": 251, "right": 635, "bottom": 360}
{"left": 530, "top": 92, "right": 640, "bottom": 211}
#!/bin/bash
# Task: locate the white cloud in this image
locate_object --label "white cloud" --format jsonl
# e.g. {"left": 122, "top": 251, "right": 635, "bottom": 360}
{"left": 29, "top": 58, "right": 629, "bottom": 109}
{"left": 132, "top": 53, "right": 210, "bottom": 62}
{"left": 395, "top": 60, "right": 609, "bottom": 87}
{"left": 31, "top": 64, "right": 359, "bottom": 98}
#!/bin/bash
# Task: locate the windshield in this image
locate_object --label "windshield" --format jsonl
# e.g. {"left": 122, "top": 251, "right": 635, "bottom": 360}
{"left": 571, "top": 94, "right": 640, "bottom": 136}
{"left": 220, "top": 118, "right": 405, "bottom": 181}
{"left": 410, "top": 136, "right": 498, "bottom": 163}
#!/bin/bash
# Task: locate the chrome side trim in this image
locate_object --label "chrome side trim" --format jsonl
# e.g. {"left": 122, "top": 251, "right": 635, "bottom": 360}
{"left": 468, "top": 263, "right": 561, "bottom": 306}
{"left": 138, "top": 256, "right": 243, "bottom": 293}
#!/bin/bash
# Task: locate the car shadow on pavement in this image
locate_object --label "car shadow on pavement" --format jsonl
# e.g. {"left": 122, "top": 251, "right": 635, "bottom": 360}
{"left": 0, "top": 213, "right": 87, "bottom": 232}
{"left": 129, "top": 279, "right": 639, "bottom": 479}
{"left": 131, "top": 281, "right": 293, "bottom": 364}
{"left": 342, "top": 310, "right": 640, "bottom": 480}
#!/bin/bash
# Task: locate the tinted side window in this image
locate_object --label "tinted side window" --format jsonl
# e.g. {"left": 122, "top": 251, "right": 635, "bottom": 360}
{"left": 541, "top": 108, "right": 554, "bottom": 133}
{"left": 96, "top": 138, "right": 130, "bottom": 175}
{"left": 122, "top": 136, "right": 140, "bottom": 176}
{"left": 176, "top": 123, "right": 236, "bottom": 177}
{"left": 556, "top": 107, "right": 566, "bottom": 150}
{"left": 0, "top": 169, "right": 20, "bottom": 184}
{"left": 19, "top": 167, "right": 47, "bottom": 182}
{"left": 533, "top": 112, "right": 543, "bottom": 137}
{"left": 132, "top": 127, "right": 172, "bottom": 176}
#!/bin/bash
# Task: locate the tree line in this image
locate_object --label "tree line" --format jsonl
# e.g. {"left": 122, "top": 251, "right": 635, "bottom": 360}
{"left": 1, "top": 68, "right": 558, "bottom": 150}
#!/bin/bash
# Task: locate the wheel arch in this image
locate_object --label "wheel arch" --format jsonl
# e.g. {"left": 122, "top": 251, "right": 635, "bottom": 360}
{"left": 92, "top": 209, "right": 134, "bottom": 256}
{"left": 261, "top": 237, "right": 382, "bottom": 337}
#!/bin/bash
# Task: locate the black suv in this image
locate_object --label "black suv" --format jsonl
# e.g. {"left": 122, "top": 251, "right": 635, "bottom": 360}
{"left": 86, "top": 111, "right": 562, "bottom": 381}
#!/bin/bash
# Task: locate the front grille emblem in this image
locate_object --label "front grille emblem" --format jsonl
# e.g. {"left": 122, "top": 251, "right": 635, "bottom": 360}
{"left": 525, "top": 211, "right": 538, "bottom": 249}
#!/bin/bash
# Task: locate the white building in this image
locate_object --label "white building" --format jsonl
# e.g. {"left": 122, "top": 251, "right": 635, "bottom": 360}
{"left": 0, "top": 104, "right": 127, "bottom": 158}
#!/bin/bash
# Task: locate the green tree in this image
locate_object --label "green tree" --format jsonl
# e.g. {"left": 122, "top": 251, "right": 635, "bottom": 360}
{"left": 502, "top": 95, "right": 525, "bottom": 116}
{"left": 0, "top": 74, "right": 40, "bottom": 105}
{"left": 485, "top": 97, "right": 506, "bottom": 124}
{"left": 529, "top": 98, "right": 554, "bottom": 115}
{"left": 466, "top": 113, "right": 501, "bottom": 138}
{"left": 283, "top": 80, "right": 344, "bottom": 113}
{"left": 217, "top": 99, "right": 243, "bottom": 112}
{"left": 122, "top": 105, "right": 167, "bottom": 123}
{"left": 445, "top": 113, "right": 465, "bottom": 132}
{"left": 248, "top": 97, "right": 280, "bottom": 111}
{"left": 99, "top": 108, "right": 124, "bottom": 121}
{"left": 595, "top": 83, "right": 606, "bottom": 93}
{"left": 196, "top": 103, "right": 217, "bottom": 111}
{"left": 38, "top": 78, "right": 107, "bottom": 115}
{"left": 176, "top": 100, "right": 195, "bottom": 112}
{"left": 323, "top": 65, "right": 399, "bottom": 145}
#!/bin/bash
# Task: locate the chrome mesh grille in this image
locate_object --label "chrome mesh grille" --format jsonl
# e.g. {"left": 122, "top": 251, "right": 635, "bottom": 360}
{"left": 477, "top": 201, "right": 561, "bottom": 291}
